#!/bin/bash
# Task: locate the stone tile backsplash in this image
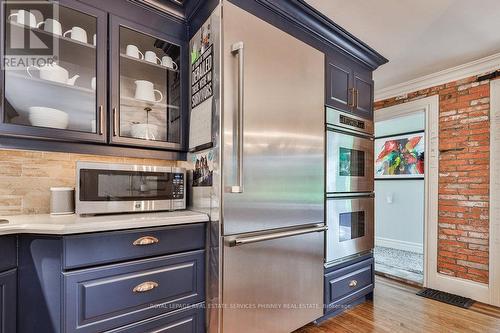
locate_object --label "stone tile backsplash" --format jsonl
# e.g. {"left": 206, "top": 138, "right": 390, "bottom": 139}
{"left": 0, "top": 149, "right": 177, "bottom": 215}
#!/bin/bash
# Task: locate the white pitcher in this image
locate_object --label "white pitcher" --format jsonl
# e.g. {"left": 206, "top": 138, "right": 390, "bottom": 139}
{"left": 27, "top": 63, "right": 79, "bottom": 85}
{"left": 134, "top": 80, "right": 163, "bottom": 103}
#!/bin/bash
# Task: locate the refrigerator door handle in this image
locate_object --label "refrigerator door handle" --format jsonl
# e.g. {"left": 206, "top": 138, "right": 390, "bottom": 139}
{"left": 229, "top": 224, "right": 328, "bottom": 247}
{"left": 231, "top": 41, "right": 244, "bottom": 193}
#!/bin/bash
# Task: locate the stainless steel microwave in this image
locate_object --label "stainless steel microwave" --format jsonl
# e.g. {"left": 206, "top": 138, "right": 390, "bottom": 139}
{"left": 76, "top": 162, "right": 185, "bottom": 215}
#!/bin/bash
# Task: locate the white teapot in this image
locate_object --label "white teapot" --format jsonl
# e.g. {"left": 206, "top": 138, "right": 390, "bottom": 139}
{"left": 27, "top": 63, "right": 80, "bottom": 86}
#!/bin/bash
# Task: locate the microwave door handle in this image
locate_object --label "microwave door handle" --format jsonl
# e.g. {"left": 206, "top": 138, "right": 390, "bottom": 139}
{"left": 231, "top": 41, "right": 244, "bottom": 193}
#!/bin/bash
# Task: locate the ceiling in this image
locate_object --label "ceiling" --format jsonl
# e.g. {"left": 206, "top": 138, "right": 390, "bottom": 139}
{"left": 305, "top": 0, "right": 500, "bottom": 91}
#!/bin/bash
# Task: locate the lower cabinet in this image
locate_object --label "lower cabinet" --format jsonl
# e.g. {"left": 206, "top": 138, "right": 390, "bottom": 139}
{"left": 108, "top": 304, "right": 205, "bottom": 333}
{"left": 17, "top": 223, "right": 207, "bottom": 333}
{"left": 322, "top": 254, "right": 374, "bottom": 319}
{"left": 0, "top": 269, "right": 17, "bottom": 333}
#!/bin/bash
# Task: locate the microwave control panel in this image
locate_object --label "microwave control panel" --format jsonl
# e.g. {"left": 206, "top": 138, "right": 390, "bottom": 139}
{"left": 172, "top": 173, "right": 185, "bottom": 199}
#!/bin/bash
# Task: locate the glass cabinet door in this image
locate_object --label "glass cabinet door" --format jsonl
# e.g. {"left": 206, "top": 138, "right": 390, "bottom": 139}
{"left": 1, "top": 0, "right": 107, "bottom": 141}
{"left": 110, "top": 16, "right": 183, "bottom": 150}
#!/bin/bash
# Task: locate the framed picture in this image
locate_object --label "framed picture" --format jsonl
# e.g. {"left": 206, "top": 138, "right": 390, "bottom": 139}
{"left": 375, "top": 132, "right": 425, "bottom": 179}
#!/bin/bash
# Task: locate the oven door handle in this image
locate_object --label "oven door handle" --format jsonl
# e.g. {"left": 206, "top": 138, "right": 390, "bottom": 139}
{"left": 229, "top": 224, "right": 327, "bottom": 247}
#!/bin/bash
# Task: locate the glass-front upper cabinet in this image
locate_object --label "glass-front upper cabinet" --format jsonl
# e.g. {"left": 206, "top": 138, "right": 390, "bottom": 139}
{"left": 0, "top": 0, "right": 107, "bottom": 142}
{"left": 110, "top": 16, "right": 183, "bottom": 150}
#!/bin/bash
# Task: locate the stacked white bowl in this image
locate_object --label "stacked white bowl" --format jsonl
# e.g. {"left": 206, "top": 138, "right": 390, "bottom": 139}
{"left": 28, "top": 106, "right": 69, "bottom": 129}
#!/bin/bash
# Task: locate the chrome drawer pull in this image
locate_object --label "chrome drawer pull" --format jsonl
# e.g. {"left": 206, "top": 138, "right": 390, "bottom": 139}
{"left": 349, "top": 280, "right": 358, "bottom": 288}
{"left": 133, "top": 281, "right": 158, "bottom": 293}
{"left": 133, "top": 236, "right": 159, "bottom": 246}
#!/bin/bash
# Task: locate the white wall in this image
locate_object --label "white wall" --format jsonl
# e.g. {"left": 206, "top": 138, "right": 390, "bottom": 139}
{"left": 375, "top": 113, "right": 425, "bottom": 253}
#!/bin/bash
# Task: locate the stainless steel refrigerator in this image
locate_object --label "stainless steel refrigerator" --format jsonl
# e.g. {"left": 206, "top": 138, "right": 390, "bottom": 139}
{"left": 188, "top": 2, "right": 325, "bottom": 332}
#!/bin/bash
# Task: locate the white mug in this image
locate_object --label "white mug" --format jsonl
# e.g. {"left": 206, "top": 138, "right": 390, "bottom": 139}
{"left": 63, "top": 26, "right": 87, "bottom": 43}
{"left": 161, "top": 56, "right": 178, "bottom": 70}
{"left": 144, "top": 51, "right": 161, "bottom": 64}
{"left": 37, "top": 18, "right": 62, "bottom": 36}
{"left": 8, "top": 10, "right": 37, "bottom": 28}
{"left": 134, "top": 80, "right": 163, "bottom": 103}
{"left": 126, "top": 44, "right": 143, "bottom": 60}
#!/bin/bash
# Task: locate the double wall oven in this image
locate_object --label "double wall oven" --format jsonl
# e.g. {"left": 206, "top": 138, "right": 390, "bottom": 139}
{"left": 326, "top": 108, "right": 374, "bottom": 264}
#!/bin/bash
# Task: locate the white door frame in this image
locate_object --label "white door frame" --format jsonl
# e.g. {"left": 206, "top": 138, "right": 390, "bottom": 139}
{"left": 375, "top": 95, "right": 490, "bottom": 303}
{"left": 490, "top": 79, "right": 500, "bottom": 306}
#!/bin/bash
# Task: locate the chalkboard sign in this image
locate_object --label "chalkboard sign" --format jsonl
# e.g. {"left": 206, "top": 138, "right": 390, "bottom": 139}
{"left": 191, "top": 44, "right": 213, "bottom": 108}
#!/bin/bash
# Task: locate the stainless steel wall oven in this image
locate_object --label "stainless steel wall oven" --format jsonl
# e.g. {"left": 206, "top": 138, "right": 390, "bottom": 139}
{"left": 326, "top": 108, "right": 375, "bottom": 264}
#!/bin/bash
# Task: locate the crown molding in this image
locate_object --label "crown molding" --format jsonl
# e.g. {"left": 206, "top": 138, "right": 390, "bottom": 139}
{"left": 375, "top": 52, "right": 500, "bottom": 101}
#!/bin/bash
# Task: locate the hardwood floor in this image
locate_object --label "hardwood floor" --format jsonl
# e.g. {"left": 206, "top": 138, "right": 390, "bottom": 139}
{"left": 295, "top": 276, "right": 500, "bottom": 333}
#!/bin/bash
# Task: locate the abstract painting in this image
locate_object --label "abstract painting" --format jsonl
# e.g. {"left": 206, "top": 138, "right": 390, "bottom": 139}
{"left": 375, "top": 132, "right": 425, "bottom": 179}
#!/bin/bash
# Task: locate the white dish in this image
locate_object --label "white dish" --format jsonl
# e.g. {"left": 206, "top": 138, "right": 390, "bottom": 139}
{"left": 29, "top": 106, "right": 69, "bottom": 129}
{"left": 130, "top": 123, "right": 159, "bottom": 140}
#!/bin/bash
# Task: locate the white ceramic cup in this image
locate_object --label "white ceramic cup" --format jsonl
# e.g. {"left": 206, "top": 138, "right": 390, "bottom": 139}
{"left": 134, "top": 80, "right": 163, "bottom": 103}
{"left": 8, "top": 10, "right": 37, "bottom": 28}
{"left": 161, "top": 56, "right": 178, "bottom": 70}
{"left": 37, "top": 18, "right": 62, "bottom": 36}
{"left": 91, "top": 77, "right": 96, "bottom": 91}
{"left": 63, "top": 26, "right": 87, "bottom": 43}
{"left": 144, "top": 51, "right": 161, "bottom": 64}
{"left": 126, "top": 44, "right": 143, "bottom": 60}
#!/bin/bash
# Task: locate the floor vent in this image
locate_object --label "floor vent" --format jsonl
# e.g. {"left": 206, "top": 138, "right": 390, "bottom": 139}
{"left": 416, "top": 288, "right": 475, "bottom": 309}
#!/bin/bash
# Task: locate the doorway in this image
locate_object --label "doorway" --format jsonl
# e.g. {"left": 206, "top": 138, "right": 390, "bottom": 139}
{"left": 373, "top": 111, "right": 425, "bottom": 285}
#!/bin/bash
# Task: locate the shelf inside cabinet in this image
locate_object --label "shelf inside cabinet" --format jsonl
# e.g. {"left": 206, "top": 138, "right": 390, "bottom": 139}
{"left": 120, "top": 96, "right": 179, "bottom": 110}
{"left": 120, "top": 53, "right": 178, "bottom": 72}
{"left": 6, "top": 22, "right": 96, "bottom": 68}
{"left": 119, "top": 54, "right": 180, "bottom": 85}
{"left": 4, "top": 72, "right": 96, "bottom": 132}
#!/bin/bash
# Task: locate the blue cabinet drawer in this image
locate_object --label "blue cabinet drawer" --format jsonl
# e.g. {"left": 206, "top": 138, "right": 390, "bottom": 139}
{"left": 0, "top": 236, "right": 16, "bottom": 272}
{"left": 325, "top": 258, "right": 374, "bottom": 312}
{"left": 63, "top": 223, "right": 205, "bottom": 269}
{"left": 63, "top": 250, "right": 205, "bottom": 333}
{"left": 107, "top": 303, "right": 205, "bottom": 333}
{"left": 0, "top": 269, "right": 17, "bottom": 333}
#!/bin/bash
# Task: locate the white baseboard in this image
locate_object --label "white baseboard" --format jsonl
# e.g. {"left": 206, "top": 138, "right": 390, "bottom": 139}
{"left": 376, "top": 237, "right": 424, "bottom": 254}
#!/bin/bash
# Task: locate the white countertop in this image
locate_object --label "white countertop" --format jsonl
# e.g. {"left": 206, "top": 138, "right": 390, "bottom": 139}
{"left": 0, "top": 210, "right": 209, "bottom": 236}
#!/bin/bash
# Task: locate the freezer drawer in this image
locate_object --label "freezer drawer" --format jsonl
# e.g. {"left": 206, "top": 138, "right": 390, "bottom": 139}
{"left": 222, "top": 226, "right": 324, "bottom": 333}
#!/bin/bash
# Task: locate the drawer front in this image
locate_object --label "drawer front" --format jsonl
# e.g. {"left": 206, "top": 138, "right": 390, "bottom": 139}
{"left": 107, "top": 303, "right": 205, "bottom": 333}
{"left": 325, "top": 258, "right": 374, "bottom": 307}
{"left": 0, "top": 236, "right": 16, "bottom": 272}
{"left": 64, "top": 250, "right": 205, "bottom": 333}
{"left": 0, "top": 269, "right": 17, "bottom": 333}
{"left": 63, "top": 223, "right": 205, "bottom": 269}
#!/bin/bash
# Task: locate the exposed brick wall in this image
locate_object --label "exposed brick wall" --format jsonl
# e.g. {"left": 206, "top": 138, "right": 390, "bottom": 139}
{"left": 375, "top": 72, "right": 499, "bottom": 284}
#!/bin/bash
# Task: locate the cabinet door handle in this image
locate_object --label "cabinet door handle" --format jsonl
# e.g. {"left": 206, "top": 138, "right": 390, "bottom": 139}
{"left": 133, "top": 281, "right": 158, "bottom": 293}
{"left": 231, "top": 41, "right": 245, "bottom": 193}
{"left": 349, "top": 279, "right": 358, "bottom": 288}
{"left": 354, "top": 88, "right": 359, "bottom": 109}
{"left": 133, "top": 236, "right": 159, "bottom": 246}
{"left": 348, "top": 88, "right": 356, "bottom": 108}
{"left": 113, "top": 107, "right": 118, "bottom": 136}
{"left": 98, "top": 105, "right": 104, "bottom": 135}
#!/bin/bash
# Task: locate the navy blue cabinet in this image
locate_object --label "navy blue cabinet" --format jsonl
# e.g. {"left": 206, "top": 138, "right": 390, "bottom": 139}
{"left": 0, "top": 235, "right": 16, "bottom": 333}
{"left": 0, "top": 269, "right": 17, "bottom": 333}
{"left": 321, "top": 254, "right": 374, "bottom": 320}
{"left": 18, "top": 223, "right": 206, "bottom": 333}
{"left": 107, "top": 304, "right": 205, "bottom": 333}
{"left": 326, "top": 51, "right": 374, "bottom": 119}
